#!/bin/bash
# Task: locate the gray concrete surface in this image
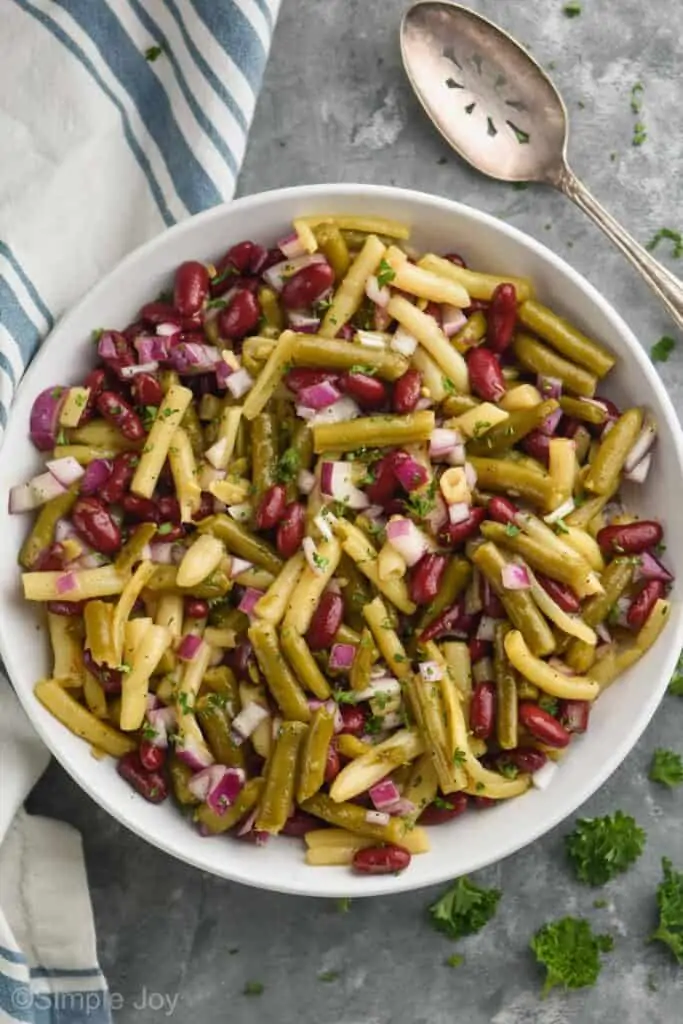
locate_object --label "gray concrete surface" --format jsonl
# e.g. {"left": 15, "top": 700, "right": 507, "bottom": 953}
{"left": 28, "top": 0, "right": 683, "bottom": 1020}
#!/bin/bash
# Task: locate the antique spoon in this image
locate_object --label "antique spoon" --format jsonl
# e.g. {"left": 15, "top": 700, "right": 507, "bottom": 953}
{"left": 401, "top": 1, "right": 683, "bottom": 330}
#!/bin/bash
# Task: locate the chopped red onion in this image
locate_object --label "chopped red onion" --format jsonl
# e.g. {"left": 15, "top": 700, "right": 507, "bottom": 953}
{"left": 418, "top": 660, "right": 443, "bottom": 682}
{"left": 229, "top": 556, "right": 255, "bottom": 579}
{"left": 29, "top": 387, "right": 67, "bottom": 451}
{"left": 547, "top": 657, "right": 577, "bottom": 676}
{"left": 623, "top": 452, "right": 651, "bottom": 484}
{"left": 595, "top": 622, "right": 612, "bottom": 644}
{"left": 215, "top": 359, "right": 233, "bottom": 390}
{"left": 386, "top": 517, "right": 429, "bottom": 566}
{"left": 146, "top": 706, "right": 177, "bottom": 749}
{"left": 287, "top": 310, "right": 321, "bottom": 333}
{"left": 187, "top": 764, "right": 228, "bottom": 802}
{"left": 390, "top": 326, "right": 418, "bottom": 357}
{"left": 206, "top": 767, "right": 246, "bottom": 815}
{"left": 448, "top": 501, "right": 472, "bottom": 526}
{"left": 501, "top": 563, "right": 530, "bottom": 590}
{"left": 464, "top": 462, "right": 478, "bottom": 490}
{"left": 544, "top": 497, "right": 575, "bottom": 524}
{"left": 149, "top": 542, "right": 174, "bottom": 564}
{"left": 476, "top": 616, "right": 498, "bottom": 642}
{"left": 231, "top": 702, "right": 268, "bottom": 741}
{"left": 369, "top": 778, "right": 401, "bottom": 811}
{"left": 441, "top": 304, "right": 467, "bottom": 337}
{"left": 355, "top": 330, "right": 389, "bottom": 350}
{"left": 225, "top": 367, "right": 254, "bottom": 399}
{"left": 135, "top": 335, "right": 170, "bottom": 363}
{"left": 472, "top": 656, "right": 494, "bottom": 684}
{"left": 352, "top": 677, "right": 401, "bottom": 703}
{"left": 636, "top": 550, "right": 673, "bottom": 583}
{"left": 263, "top": 253, "right": 326, "bottom": 292}
{"left": 278, "top": 232, "right": 307, "bottom": 259}
{"left": 429, "top": 427, "right": 463, "bottom": 460}
{"left": 314, "top": 507, "right": 338, "bottom": 541}
{"left": 365, "top": 274, "right": 391, "bottom": 308}
{"left": 119, "top": 361, "right": 160, "bottom": 378}
{"left": 446, "top": 444, "right": 466, "bottom": 467}
{"left": 320, "top": 461, "right": 369, "bottom": 509}
{"left": 532, "top": 761, "right": 558, "bottom": 790}
{"left": 365, "top": 810, "right": 391, "bottom": 826}
{"left": 170, "top": 343, "right": 220, "bottom": 375}
{"left": 307, "top": 396, "right": 361, "bottom": 426}
{"left": 537, "top": 375, "right": 562, "bottom": 399}
{"left": 46, "top": 456, "right": 85, "bottom": 488}
{"left": 54, "top": 518, "right": 79, "bottom": 543}
{"left": 538, "top": 407, "right": 563, "bottom": 436}
{"left": 392, "top": 455, "right": 429, "bottom": 492}
{"left": 227, "top": 502, "right": 252, "bottom": 522}
{"left": 175, "top": 733, "right": 215, "bottom": 771}
{"left": 329, "top": 643, "right": 357, "bottom": 671}
{"left": 55, "top": 571, "right": 77, "bottom": 594}
{"left": 177, "top": 634, "right": 204, "bottom": 662}
{"left": 205, "top": 436, "right": 229, "bottom": 469}
{"left": 238, "top": 588, "right": 264, "bottom": 619}
{"left": 81, "top": 458, "right": 113, "bottom": 495}
{"left": 303, "top": 537, "right": 325, "bottom": 575}
{"left": 297, "top": 469, "right": 316, "bottom": 495}
{"left": 97, "top": 332, "right": 119, "bottom": 360}
{"left": 236, "top": 807, "right": 259, "bottom": 837}
{"left": 415, "top": 397, "right": 434, "bottom": 412}
{"left": 299, "top": 380, "right": 342, "bottom": 410}
{"left": 624, "top": 416, "right": 657, "bottom": 473}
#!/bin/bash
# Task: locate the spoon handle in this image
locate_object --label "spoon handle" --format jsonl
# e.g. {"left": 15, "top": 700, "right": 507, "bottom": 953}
{"left": 557, "top": 166, "right": 683, "bottom": 333}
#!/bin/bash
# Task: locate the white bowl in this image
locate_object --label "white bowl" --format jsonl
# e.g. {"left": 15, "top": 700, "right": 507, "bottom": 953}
{"left": 2, "top": 184, "right": 682, "bottom": 898}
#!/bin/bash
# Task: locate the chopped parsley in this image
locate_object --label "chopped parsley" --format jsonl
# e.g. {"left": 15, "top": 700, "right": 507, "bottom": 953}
{"left": 205, "top": 298, "right": 227, "bottom": 311}
{"left": 312, "top": 552, "right": 329, "bottom": 571}
{"left": 429, "top": 876, "right": 501, "bottom": 940}
{"left": 499, "top": 762, "right": 519, "bottom": 780}
{"left": 364, "top": 715, "right": 384, "bottom": 735}
{"left": 632, "top": 121, "right": 647, "bottom": 147}
{"left": 531, "top": 917, "right": 613, "bottom": 996}
{"left": 348, "top": 364, "right": 378, "bottom": 377}
{"left": 211, "top": 264, "right": 238, "bottom": 288}
{"left": 91, "top": 328, "right": 104, "bottom": 343}
{"left": 433, "top": 796, "right": 454, "bottom": 810}
{"left": 504, "top": 523, "right": 521, "bottom": 537}
{"left": 538, "top": 695, "right": 559, "bottom": 716}
{"left": 141, "top": 722, "right": 157, "bottom": 741}
{"left": 554, "top": 518, "right": 569, "bottom": 535}
{"left": 630, "top": 82, "right": 644, "bottom": 115}
{"left": 566, "top": 811, "right": 646, "bottom": 885}
{"left": 377, "top": 258, "right": 396, "bottom": 288}
{"left": 649, "top": 748, "right": 683, "bottom": 788}
{"left": 453, "top": 747, "right": 466, "bottom": 767}
{"left": 646, "top": 228, "right": 683, "bottom": 259}
{"left": 336, "top": 897, "right": 351, "bottom": 913}
{"left": 563, "top": 1, "right": 581, "bottom": 15}
{"left": 593, "top": 899, "right": 608, "bottom": 909}
{"left": 177, "top": 691, "right": 195, "bottom": 715}
{"left": 442, "top": 376, "right": 457, "bottom": 396}
{"left": 332, "top": 689, "right": 358, "bottom": 705}
{"left": 650, "top": 335, "right": 676, "bottom": 364}
{"left": 650, "top": 857, "right": 683, "bottom": 963}
{"left": 472, "top": 420, "right": 491, "bottom": 438}
{"left": 444, "top": 954, "right": 464, "bottom": 968}
{"left": 56, "top": 429, "right": 68, "bottom": 446}
{"left": 144, "top": 45, "right": 164, "bottom": 62}
{"left": 275, "top": 446, "right": 301, "bottom": 483}
{"left": 243, "top": 981, "right": 264, "bottom": 997}
{"left": 157, "top": 522, "right": 173, "bottom": 536}
{"left": 512, "top": 182, "right": 529, "bottom": 191}
{"left": 318, "top": 971, "right": 340, "bottom": 983}
{"left": 406, "top": 480, "right": 437, "bottom": 519}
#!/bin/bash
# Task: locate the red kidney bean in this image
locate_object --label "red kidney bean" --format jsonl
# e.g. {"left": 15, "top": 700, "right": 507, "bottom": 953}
{"left": 597, "top": 521, "right": 663, "bottom": 556}
{"left": 470, "top": 681, "right": 496, "bottom": 739}
{"left": 218, "top": 290, "right": 260, "bottom": 341}
{"left": 352, "top": 844, "right": 411, "bottom": 875}
{"left": 72, "top": 496, "right": 122, "bottom": 554}
{"left": 83, "top": 649, "right": 122, "bottom": 695}
{"left": 519, "top": 702, "right": 571, "bottom": 748}
{"left": 324, "top": 742, "right": 341, "bottom": 784}
{"left": 480, "top": 575, "right": 505, "bottom": 618}
{"left": 225, "top": 640, "right": 255, "bottom": 682}
{"left": 217, "top": 240, "right": 268, "bottom": 277}
{"left": 80, "top": 368, "right": 107, "bottom": 423}
{"left": 185, "top": 598, "right": 209, "bottom": 619}
{"left": 392, "top": 368, "right": 422, "bottom": 414}
{"left": 174, "top": 261, "right": 209, "bottom": 316}
{"left": 157, "top": 495, "right": 181, "bottom": 522}
{"left": 469, "top": 638, "right": 491, "bottom": 663}
{"left": 521, "top": 429, "right": 550, "bottom": 465}
{"left": 419, "top": 602, "right": 479, "bottom": 643}
{"left": 627, "top": 579, "right": 666, "bottom": 630}
{"left": 444, "top": 253, "right": 467, "bottom": 267}
{"left": 99, "top": 452, "right": 138, "bottom": 504}
{"left": 156, "top": 523, "right": 185, "bottom": 543}
{"left": 284, "top": 368, "right": 339, "bottom": 393}
{"left": 130, "top": 372, "right": 163, "bottom": 408}
{"left": 139, "top": 740, "right": 167, "bottom": 772}
{"left": 281, "top": 811, "right": 322, "bottom": 837}
{"left": 499, "top": 747, "right": 548, "bottom": 774}
{"left": 339, "top": 705, "right": 366, "bottom": 736}
{"left": 117, "top": 751, "right": 168, "bottom": 803}
{"left": 439, "top": 506, "right": 486, "bottom": 548}
{"left": 487, "top": 495, "right": 519, "bottom": 525}
{"left": 536, "top": 574, "right": 581, "bottom": 613}
{"left": 418, "top": 792, "right": 469, "bottom": 825}
{"left": 255, "top": 484, "right": 287, "bottom": 531}
{"left": 281, "top": 262, "right": 334, "bottom": 311}
{"left": 467, "top": 347, "right": 506, "bottom": 402}
{"left": 102, "top": 333, "right": 137, "bottom": 380}
{"left": 47, "top": 599, "right": 85, "bottom": 617}
{"left": 139, "top": 301, "right": 183, "bottom": 326}
{"left": 559, "top": 700, "right": 590, "bottom": 734}
{"left": 34, "top": 543, "right": 67, "bottom": 571}
{"left": 474, "top": 796, "right": 496, "bottom": 809}
{"left": 276, "top": 501, "right": 306, "bottom": 558}
{"left": 423, "top": 301, "right": 442, "bottom": 326}
{"left": 365, "top": 455, "right": 399, "bottom": 505}
{"left": 486, "top": 283, "right": 517, "bottom": 353}
{"left": 96, "top": 391, "right": 145, "bottom": 441}
{"left": 409, "top": 554, "right": 447, "bottom": 606}
{"left": 122, "top": 494, "right": 159, "bottom": 523}
{"left": 306, "top": 591, "right": 344, "bottom": 651}
{"left": 340, "top": 372, "right": 388, "bottom": 409}
{"left": 192, "top": 492, "right": 215, "bottom": 523}
{"left": 593, "top": 396, "right": 621, "bottom": 437}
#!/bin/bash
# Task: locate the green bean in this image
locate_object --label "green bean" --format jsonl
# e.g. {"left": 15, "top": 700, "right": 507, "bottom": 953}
{"left": 559, "top": 396, "right": 607, "bottom": 426}
{"left": 417, "top": 557, "right": 472, "bottom": 633}
{"left": 335, "top": 623, "right": 361, "bottom": 645}
{"left": 313, "top": 411, "right": 435, "bottom": 454}
{"left": 442, "top": 394, "right": 481, "bottom": 417}
{"left": 144, "top": 564, "right": 232, "bottom": 599}
{"left": 513, "top": 333, "right": 598, "bottom": 398}
{"left": 339, "top": 554, "right": 373, "bottom": 633}
{"left": 480, "top": 522, "right": 596, "bottom": 598}
{"left": 301, "top": 793, "right": 412, "bottom": 845}
{"left": 282, "top": 423, "right": 313, "bottom": 502}
{"left": 280, "top": 626, "right": 332, "bottom": 700}
{"left": 565, "top": 493, "right": 610, "bottom": 530}
{"left": 198, "top": 515, "right": 282, "bottom": 574}
{"left": 19, "top": 485, "right": 79, "bottom": 569}
{"left": 468, "top": 456, "right": 555, "bottom": 510}
{"left": 350, "top": 628, "right": 378, "bottom": 691}
{"left": 196, "top": 693, "right": 245, "bottom": 768}
{"left": 255, "top": 721, "right": 308, "bottom": 833}
{"left": 290, "top": 335, "right": 408, "bottom": 381}
{"left": 195, "top": 777, "right": 264, "bottom": 834}
{"left": 200, "top": 665, "right": 239, "bottom": 705}
{"left": 314, "top": 224, "right": 351, "bottom": 280}
{"left": 182, "top": 400, "right": 204, "bottom": 457}
{"left": 258, "top": 285, "right": 284, "bottom": 336}
{"left": 468, "top": 399, "right": 560, "bottom": 457}
{"left": 297, "top": 706, "right": 336, "bottom": 803}
{"left": 518, "top": 300, "right": 616, "bottom": 378}
{"left": 572, "top": 424, "right": 592, "bottom": 465}
{"left": 494, "top": 623, "right": 518, "bottom": 750}
{"left": 451, "top": 311, "right": 487, "bottom": 353}
{"left": 168, "top": 756, "right": 200, "bottom": 806}
{"left": 115, "top": 523, "right": 157, "bottom": 575}
{"left": 473, "top": 542, "right": 556, "bottom": 658}
{"left": 248, "top": 619, "right": 311, "bottom": 721}
{"left": 568, "top": 557, "right": 636, "bottom": 668}
{"left": 584, "top": 408, "right": 642, "bottom": 496}
{"left": 251, "top": 412, "right": 278, "bottom": 503}
{"left": 340, "top": 229, "right": 396, "bottom": 250}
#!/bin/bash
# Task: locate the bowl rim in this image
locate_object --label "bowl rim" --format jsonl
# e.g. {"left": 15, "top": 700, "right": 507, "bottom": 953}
{"left": 4, "top": 182, "right": 683, "bottom": 898}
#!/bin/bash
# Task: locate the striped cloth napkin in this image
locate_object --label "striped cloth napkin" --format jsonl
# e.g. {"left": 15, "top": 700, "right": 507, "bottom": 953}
{"left": 0, "top": 2, "right": 280, "bottom": 1020}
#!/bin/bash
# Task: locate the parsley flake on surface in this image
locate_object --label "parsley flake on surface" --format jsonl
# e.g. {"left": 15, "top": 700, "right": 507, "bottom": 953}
{"left": 632, "top": 121, "right": 647, "bottom": 146}
{"left": 649, "top": 748, "right": 683, "bottom": 788}
{"left": 243, "top": 981, "right": 264, "bottom": 997}
{"left": 445, "top": 954, "right": 464, "bottom": 968}
{"left": 563, "top": 1, "right": 581, "bottom": 16}
{"left": 669, "top": 652, "right": 683, "bottom": 695}
{"left": 630, "top": 82, "right": 644, "bottom": 114}
{"left": 144, "top": 45, "right": 163, "bottom": 62}
{"left": 429, "top": 876, "right": 501, "bottom": 940}
{"left": 565, "top": 811, "right": 646, "bottom": 885}
{"left": 452, "top": 747, "right": 466, "bottom": 767}
{"left": 647, "top": 228, "right": 683, "bottom": 259}
{"left": 651, "top": 858, "right": 683, "bottom": 963}
{"left": 531, "top": 917, "right": 613, "bottom": 996}
{"left": 650, "top": 336, "right": 676, "bottom": 363}
{"left": 336, "top": 897, "right": 351, "bottom": 913}
{"left": 318, "top": 971, "right": 340, "bottom": 983}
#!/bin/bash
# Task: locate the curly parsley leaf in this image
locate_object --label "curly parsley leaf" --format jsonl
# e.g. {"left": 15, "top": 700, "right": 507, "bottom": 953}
{"left": 531, "top": 917, "right": 613, "bottom": 996}
{"left": 377, "top": 258, "right": 396, "bottom": 288}
{"left": 275, "top": 446, "right": 301, "bottom": 483}
{"left": 650, "top": 858, "right": 683, "bottom": 963}
{"left": 649, "top": 749, "right": 683, "bottom": 788}
{"left": 428, "top": 876, "right": 501, "bottom": 940}
{"left": 647, "top": 228, "right": 683, "bottom": 259}
{"left": 563, "top": 1, "right": 581, "bottom": 15}
{"left": 565, "top": 811, "right": 646, "bottom": 885}
{"left": 144, "top": 45, "right": 164, "bottom": 62}
{"left": 650, "top": 336, "right": 676, "bottom": 364}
